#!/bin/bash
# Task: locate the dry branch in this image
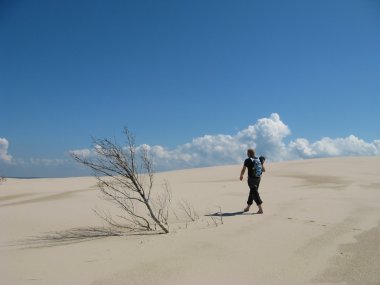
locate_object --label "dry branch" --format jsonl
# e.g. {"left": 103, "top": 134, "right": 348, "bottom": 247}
{"left": 71, "top": 127, "right": 170, "bottom": 234}
{"left": 178, "top": 200, "right": 199, "bottom": 222}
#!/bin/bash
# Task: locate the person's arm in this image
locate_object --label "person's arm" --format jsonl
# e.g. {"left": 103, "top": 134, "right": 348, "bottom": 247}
{"left": 240, "top": 165, "right": 246, "bottom": 181}
{"left": 260, "top": 156, "right": 266, "bottom": 173}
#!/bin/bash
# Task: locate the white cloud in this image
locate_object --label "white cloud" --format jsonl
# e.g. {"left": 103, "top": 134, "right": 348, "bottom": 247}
{"left": 142, "top": 113, "right": 380, "bottom": 170}
{"left": 140, "top": 113, "right": 292, "bottom": 169}
{"left": 236, "top": 113, "right": 291, "bottom": 160}
{"left": 69, "top": 148, "right": 94, "bottom": 158}
{"left": 69, "top": 144, "right": 125, "bottom": 159}
{"left": 0, "top": 138, "right": 12, "bottom": 163}
{"left": 68, "top": 113, "right": 380, "bottom": 172}
{"left": 288, "top": 135, "right": 380, "bottom": 159}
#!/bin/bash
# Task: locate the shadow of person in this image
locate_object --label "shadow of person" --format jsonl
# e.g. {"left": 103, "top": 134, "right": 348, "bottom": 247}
{"left": 205, "top": 211, "right": 255, "bottom": 217}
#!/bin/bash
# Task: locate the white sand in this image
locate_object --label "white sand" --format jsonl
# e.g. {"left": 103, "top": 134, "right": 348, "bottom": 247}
{"left": 1, "top": 157, "right": 380, "bottom": 285}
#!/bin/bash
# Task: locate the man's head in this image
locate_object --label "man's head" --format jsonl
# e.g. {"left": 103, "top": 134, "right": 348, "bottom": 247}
{"left": 247, "top": 149, "right": 255, "bottom": 158}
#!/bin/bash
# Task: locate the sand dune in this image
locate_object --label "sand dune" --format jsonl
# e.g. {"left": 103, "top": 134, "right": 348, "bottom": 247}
{"left": 1, "top": 157, "right": 380, "bottom": 285}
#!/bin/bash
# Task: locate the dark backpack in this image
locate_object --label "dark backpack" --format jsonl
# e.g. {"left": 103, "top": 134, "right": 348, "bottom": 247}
{"left": 251, "top": 156, "right": 262, "bottom": 177}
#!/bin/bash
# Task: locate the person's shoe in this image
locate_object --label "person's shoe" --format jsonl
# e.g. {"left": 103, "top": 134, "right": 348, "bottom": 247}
{"left": 244, "top": 207, "right": 250, "bottom": 212}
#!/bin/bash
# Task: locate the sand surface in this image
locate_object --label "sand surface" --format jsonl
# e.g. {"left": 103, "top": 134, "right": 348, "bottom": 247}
{"left": 1, "top": 157, "right": 380, "bottom": 285}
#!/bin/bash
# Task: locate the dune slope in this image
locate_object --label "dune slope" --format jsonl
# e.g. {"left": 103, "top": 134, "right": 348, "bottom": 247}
{"left": 1, "top": 157, "right": 379, "bottom": 285}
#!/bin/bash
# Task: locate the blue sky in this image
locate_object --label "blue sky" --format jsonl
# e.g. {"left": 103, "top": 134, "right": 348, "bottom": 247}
{"left": 1, "top": 0, "right": 379, "bottom": 177}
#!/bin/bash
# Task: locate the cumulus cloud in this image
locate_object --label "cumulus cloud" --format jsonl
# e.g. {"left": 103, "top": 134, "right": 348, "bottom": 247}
{"left": 68, "top": 113, "right": 380, "bottom": 172}
{"left": 288, "top": 135, "right": 380, "bottom": 159}
{"left": 0, "top": 138, "right": 69, "bottom": 169}
{"left": 142, "top": 113, "right": 380, "bottom": 170}
{"left": 69, "top": 144, "right": 121, "bottom": 160}
{"left": 136, "top": 113, "right": 288, "bottom": 170}
{"left": 236, "top": 113, "right": 291, "bottom": 160}
{"left": 0, "top": 138, "right": 12, "bottom": 163}
{"left": 69, "top": 148, "right": 94, "bottom": 158}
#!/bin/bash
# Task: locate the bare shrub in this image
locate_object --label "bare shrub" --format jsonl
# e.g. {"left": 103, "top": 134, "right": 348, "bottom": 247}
{"left": 178, "top": 200, "right": 199, "bottom": 222}
{"left": 206, "top": 206, "right": 224, "bottom": 227}
{"left": 71, "top": 127, "right": 170, "bottom": 234}
{"left": 208, "top": 216, "right": 219, "bottom": 227}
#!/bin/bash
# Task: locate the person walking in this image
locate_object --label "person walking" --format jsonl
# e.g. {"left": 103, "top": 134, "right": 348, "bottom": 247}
{"left": 239, "top": 149, "right": 265, "bottom": 214}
